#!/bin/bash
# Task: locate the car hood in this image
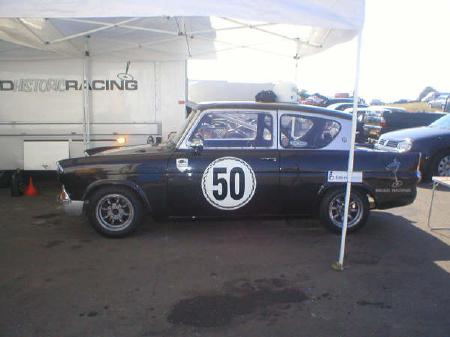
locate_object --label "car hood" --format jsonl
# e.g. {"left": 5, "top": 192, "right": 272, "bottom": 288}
{"left": 58, "top": 143, "right": 174, "bottom": 171}
{"left": 381, "top": 126, "right": 450, "bottom": 141}
{"left": 92, "top": 143, "right": 173, "bottom": 156}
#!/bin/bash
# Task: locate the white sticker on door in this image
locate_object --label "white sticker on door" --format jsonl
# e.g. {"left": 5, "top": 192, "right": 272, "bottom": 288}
{"left": 202, "top": 157, "right": 256, "bottom": 210}
{"left": 328, "top": 171, "right": 363, "bottom": 183}
{"left": 176, "top": 158, "right": 189, "bottom": 172}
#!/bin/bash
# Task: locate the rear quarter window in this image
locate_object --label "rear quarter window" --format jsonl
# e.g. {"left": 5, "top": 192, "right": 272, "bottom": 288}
{"left": 280, "top": 114, "right": 341, "bottom": 149}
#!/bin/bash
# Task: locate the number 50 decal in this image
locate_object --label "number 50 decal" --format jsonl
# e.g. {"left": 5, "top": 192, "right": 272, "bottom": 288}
{"left": 202, "top": 157, "right": 256, "bottom": 210}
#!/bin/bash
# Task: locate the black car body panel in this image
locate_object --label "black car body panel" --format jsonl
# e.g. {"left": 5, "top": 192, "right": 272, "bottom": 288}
{"left": 58, "top": 102, "right": 420, "bottom": 221}
{"left": 280, "top": 148, "right": 419, "bottom": 210}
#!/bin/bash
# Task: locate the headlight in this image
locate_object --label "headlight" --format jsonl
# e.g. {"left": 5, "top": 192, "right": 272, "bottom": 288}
{"left": 397, "top": 139, "right": 413, "bottom": 152}
{"left": 116, "top": 136, "right": 126, "bottom": 145}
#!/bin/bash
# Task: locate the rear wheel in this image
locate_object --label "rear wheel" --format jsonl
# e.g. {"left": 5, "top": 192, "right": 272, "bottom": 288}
{"left": 319, "top": 189, "right": 369, "bottom": 234}
{"left": 87, "top": 186, "right": 143, "bottom": 238}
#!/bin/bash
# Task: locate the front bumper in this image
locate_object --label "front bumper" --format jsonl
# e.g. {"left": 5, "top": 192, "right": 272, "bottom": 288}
{"left": 58, "top": 185, "right": 84, "bottom": 216}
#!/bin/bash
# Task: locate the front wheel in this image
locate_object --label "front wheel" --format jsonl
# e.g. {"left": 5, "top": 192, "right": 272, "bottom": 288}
{"left": 430, "top": 152, "right": 450, "bottom": 177}
{"left": 87, "top": 186, "right": 143, "bottom": 238}
{"left": 319, "top": 189, "right": 369, "bottom": 234}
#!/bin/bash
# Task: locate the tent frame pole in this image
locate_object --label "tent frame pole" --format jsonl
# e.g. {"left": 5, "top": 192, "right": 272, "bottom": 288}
{"left": 82, "top": 59, "right": 87, "bottom": 150}
{"left": 82, "top": 36, "right": 91, "bottom": 151}
{"left": 334, "top": 32, "right": 363, "bottom": 271}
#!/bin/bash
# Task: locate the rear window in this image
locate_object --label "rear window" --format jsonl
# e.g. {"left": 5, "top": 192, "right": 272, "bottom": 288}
{"left": 280, "top": 114, "right": 341, "bottom": 149}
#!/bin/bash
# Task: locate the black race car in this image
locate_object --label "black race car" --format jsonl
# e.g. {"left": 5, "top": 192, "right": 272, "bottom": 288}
{"left": 57, "top": 102, "right": 421, "bottom": 237}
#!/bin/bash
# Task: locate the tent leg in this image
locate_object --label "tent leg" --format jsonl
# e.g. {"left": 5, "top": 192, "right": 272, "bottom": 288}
{"left": 333, "top": 32, "right": 363, "bottom": 271}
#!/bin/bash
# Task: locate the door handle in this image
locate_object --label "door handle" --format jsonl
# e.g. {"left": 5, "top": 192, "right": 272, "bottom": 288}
{"left": 260, "top": 157, "right": 277, "bottom": 162}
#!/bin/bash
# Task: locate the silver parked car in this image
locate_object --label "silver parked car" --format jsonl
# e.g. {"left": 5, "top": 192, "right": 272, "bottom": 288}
{"left": 428, "top": 94, "right": 450, "bottom": 110}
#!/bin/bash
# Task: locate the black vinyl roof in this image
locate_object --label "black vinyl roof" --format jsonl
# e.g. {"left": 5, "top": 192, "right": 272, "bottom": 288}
{"left": 196, "top": 101, "right": 352, "bottom": 120}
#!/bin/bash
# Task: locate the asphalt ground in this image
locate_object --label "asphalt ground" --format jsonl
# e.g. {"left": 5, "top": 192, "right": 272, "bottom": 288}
{"left": 1, "top": 181, "right": 449, "bottom": 337}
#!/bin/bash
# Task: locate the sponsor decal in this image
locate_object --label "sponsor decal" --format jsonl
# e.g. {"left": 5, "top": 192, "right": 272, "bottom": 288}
{"left": 0, "top": 62, "right": 138, "bottom": 92}
{"left": 176, "top": 158, "right": 189, "bottom": 172}
{"left": 376, "top": 158, "right": 411, "bottom": 192}
{"left": 202, "top": 157, "right": 256, "bottom": 210}
{"left": 385, "top": 157, "right": 403, "bottom": 188}
{"left": 375, "top": 188, "right": 412, "bottom": 193}
{"left": 328, "top": 171, "right": 363, "bottom": 183}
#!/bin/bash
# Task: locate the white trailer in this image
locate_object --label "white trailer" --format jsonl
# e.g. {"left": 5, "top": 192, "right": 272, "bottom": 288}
{"left": 0, "top": 59, "right": 187, "bottom": 171}
{"left": 189, "top": 80, "right": 275, "bottom": 102}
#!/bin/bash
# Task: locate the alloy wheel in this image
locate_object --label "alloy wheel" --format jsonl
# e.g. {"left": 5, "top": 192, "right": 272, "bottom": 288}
{"left": 328, "top": 193, "right": 363, "bottom": 229}
{"left": 95, "top": 194, "right": 135, "bottom": 231}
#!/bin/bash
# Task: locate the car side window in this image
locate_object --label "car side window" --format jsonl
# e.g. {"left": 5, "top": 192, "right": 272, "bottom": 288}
{"left": 280, "top": 114, "right": 341, "bottom": 149}
{"left": 189, "top": 111, "right": 273, "bottom": 148}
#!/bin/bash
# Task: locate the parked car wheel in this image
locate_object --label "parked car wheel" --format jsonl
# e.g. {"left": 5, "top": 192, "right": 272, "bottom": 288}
{"left": 431, "top": 151, "right": 450, "bottom": 177}
{"left": 88, "top": 186, "right": 143, "bottom": 238}
{"left": 0, "top": 170, "right": 12, "bottom": 188}
{"left": 319, "top": 189, "right": 369, "bottom": 234}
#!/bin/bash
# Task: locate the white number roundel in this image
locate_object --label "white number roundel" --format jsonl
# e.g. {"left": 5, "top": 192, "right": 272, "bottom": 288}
{"left": 202, "top": 157, "right": 256, "bottom": 210}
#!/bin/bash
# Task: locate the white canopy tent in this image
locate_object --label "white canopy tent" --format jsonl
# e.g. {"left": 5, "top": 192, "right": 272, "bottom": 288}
{"left": 0, "top": 0, "right": 365, "bottom": 268}
{"left": 0, "top": 0, "right": 364, "bottom": 61}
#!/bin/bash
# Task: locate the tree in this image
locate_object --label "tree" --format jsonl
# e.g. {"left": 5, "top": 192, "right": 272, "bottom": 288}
{"left": 417, "top": 86, "right": 437, "bottom": 101}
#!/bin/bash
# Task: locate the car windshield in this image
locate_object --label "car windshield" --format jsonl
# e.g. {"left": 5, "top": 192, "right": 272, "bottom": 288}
{"left": 430, "top": 114, "right": 450, "bottom": 128}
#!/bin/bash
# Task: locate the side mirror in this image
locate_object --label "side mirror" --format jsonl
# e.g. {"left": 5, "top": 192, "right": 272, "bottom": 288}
{"left": 189, "top": 138, "right": 204, "bottom": 154}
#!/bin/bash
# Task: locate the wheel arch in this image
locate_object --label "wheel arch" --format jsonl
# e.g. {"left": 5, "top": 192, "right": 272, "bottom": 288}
{"left": 83, "top": 180, "right": 152, "bottom": 212}
{"left": 316, "top": 183, "right": 376, "bottom": 209}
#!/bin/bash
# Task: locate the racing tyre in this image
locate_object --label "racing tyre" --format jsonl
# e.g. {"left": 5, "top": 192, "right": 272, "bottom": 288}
{"left": 87, "top": 186, "right": 143, "bottom": 238}
{"left": 0, "top": 171, "right": 12, "bottom": 188}
{"left": 319, "top": 189, "right": 369, "bottom": 234}
{"left": 430, "top": 151, "right": 450, "bottom": 177}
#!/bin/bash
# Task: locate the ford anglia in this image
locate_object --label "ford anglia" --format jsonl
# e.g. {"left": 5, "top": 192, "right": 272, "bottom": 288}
{"left": 57, "top": 102, "right": 421, "bottom": 237}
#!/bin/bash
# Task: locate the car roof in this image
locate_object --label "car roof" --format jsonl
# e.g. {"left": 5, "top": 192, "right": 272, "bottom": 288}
{"left": 196, "top": 101, "right": 352, "bottom": 120}
{"left": 368, "top": 106, "right": 406, "bottom": 112}
{"left": 343, "top": 107, "right": 370, "bottom": 112}
{"left": 328, "top": 102, "right": 368, "bottom": 109}
{"left": 327, "top": 103, "right": 348, "bottom": 109}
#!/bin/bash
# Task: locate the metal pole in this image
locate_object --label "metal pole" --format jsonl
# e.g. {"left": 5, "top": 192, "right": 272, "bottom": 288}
{"left": 82, "top": 56, "right": 87, "bottom": 149}
{"left": 334, "top": 32, "right": 363, "bottom": 271}
{"left": 185, "top": 60, "right": 189, "bottom": 118}
{"left": 82, "top": 36, "right": 91, "bottom": 150}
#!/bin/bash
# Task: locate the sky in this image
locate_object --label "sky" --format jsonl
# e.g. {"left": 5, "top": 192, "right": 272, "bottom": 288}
{"left": 188, "top": 0, "right": 450, "bottom": 103}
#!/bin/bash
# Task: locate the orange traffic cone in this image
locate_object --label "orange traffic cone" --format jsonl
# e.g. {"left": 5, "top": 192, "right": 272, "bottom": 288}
{"left": 24, "top": 177, "right": 39, "bottom": 197}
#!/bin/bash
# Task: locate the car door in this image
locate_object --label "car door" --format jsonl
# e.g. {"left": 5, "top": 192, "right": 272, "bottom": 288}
{"left": 167, "top": 109, "right": 280, "bottom": 217}
{"left": 278, "top": 111, "right": 344, "bottom": 215}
